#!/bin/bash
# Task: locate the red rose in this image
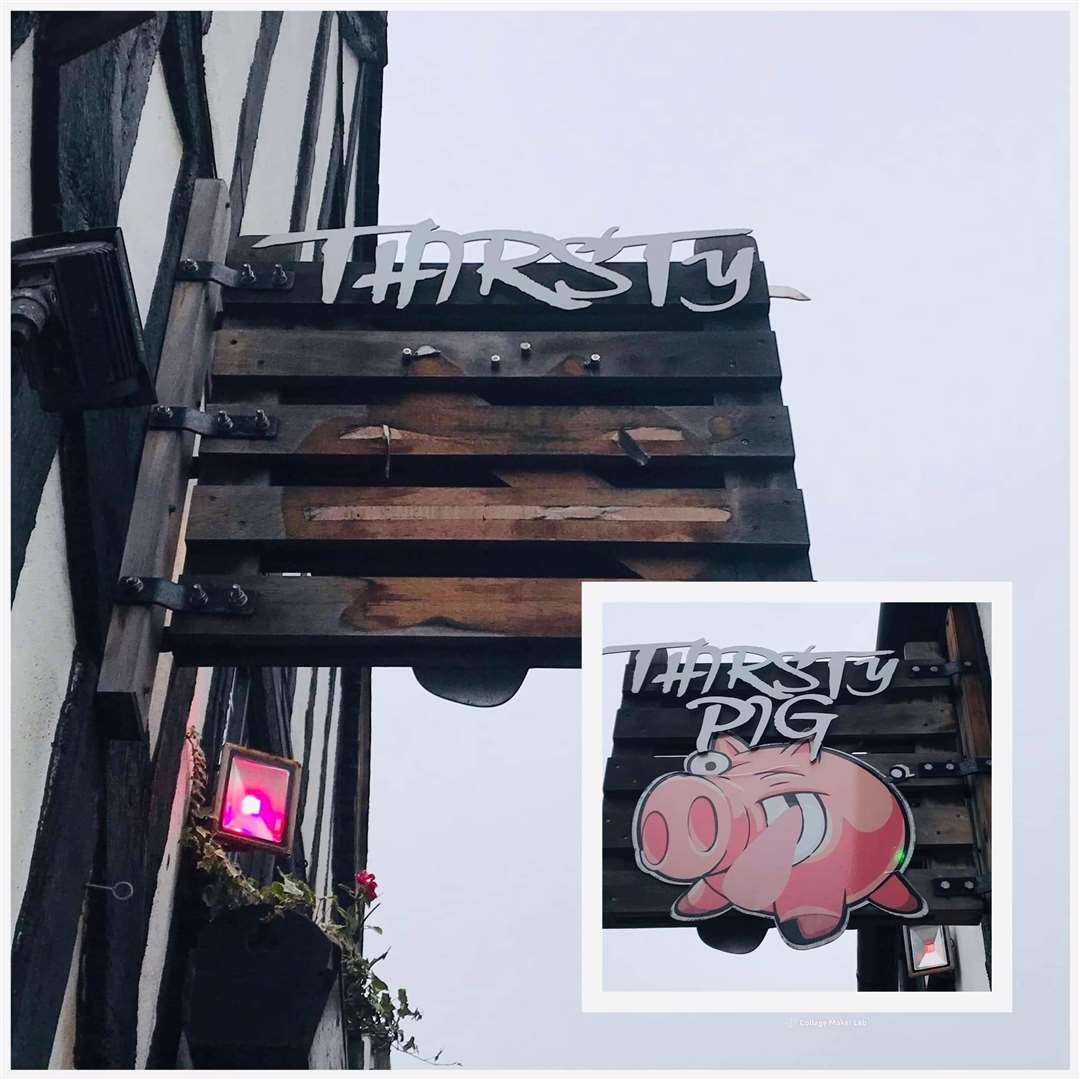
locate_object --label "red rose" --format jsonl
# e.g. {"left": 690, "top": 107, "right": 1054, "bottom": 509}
{"left": 355, "top": 870, "right": 378, "bottom": 902}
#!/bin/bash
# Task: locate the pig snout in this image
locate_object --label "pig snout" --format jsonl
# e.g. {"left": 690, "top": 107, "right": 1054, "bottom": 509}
{"left": 636, "top": 774, "right": 732, "bottom": 881}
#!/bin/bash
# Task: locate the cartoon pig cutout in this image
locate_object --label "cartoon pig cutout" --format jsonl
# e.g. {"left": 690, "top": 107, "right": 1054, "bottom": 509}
{"left": 632, "top": 735, "right": 928, "bottom": 948}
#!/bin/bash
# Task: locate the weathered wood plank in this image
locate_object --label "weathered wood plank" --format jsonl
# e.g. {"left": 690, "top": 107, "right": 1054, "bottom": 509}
{"left": 611, "top": 699, "right": 958, "bottom": 745}
{"left": 95, "top": 178, "right": 230, "bottom": 739}
{"left": 211, "top": 328, "right": 780, "bottom": 392}
{"left": 601, "top": 866, "right": 984, "bottom": 928}
{"left": 602, "top": 793, "right": 973, "bottom": 851}
{"left": 186, "top": 485, "right": 808, "bottom": 547}
{"left": 197, "top": 401, "right": 794, "bottom": 464}
{"left": 165, "top": 575, "right": 582, "bottom": 666}
{"left": 604, "top": 747, "right": 971, "bottom": 794}
{"left": 619, "top": 657, "right": 952, "bottom": 702}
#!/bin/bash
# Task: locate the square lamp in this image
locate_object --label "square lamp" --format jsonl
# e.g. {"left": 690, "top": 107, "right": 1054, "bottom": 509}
{"left": 902, "top": 924, "right": 956, "bottom": 978}
{"left": 211, "top": 743, "right": 302, "bottom": 855}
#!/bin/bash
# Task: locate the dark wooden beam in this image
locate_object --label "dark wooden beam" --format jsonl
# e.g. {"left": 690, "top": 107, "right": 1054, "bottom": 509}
{"left": 96, "top": 179, "right": 230, "bottom": 738}
{"left": 75, "top": 740, "right": 150, "bottom": 1067}
{"left": 197, "top": 401, "right": 794, "bottom": 465}
{"left": 166, "top": 575, "right": 581, "bottom": 667}
{"left": 39, "top": 12, "right": 157, "bottom": 66}
{"left": 186, "top": 484, "right": 808, "bottom": 548}
{"left": 212, "top": 327, "right": 781, "bottom": 395}
{"left": 11, "top": 650, "right": 104, "bottom": 1068}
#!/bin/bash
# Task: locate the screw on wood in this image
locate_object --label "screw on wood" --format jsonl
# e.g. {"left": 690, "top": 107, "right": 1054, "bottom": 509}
{"left": 520, "top": 341, "right": 532, "bottom": 356}
{"left": 585, "top": 353, "right": 601, "bottom": 370}
{"left": 190, "top": 584, "right": 210, "bottom": 608}
{"left": 226, "top": 584, "right": 249, "bottom": 609}
{"left": 401, "top": 347, "right": 413, "bottom": 363}
{"left": 254, "top": 409, "right": 271, "bottom": 433}
{"left": 216, "top": 410, "right": 234, "bottom": 432}
{"left": 238, "top": 263, "right": 257, "bottom": 287}
{"left": 490, "top": 354, "right": 501, "bottom": 369}
{"left": 271, "top": 263, "right": 289, "bottom": 288}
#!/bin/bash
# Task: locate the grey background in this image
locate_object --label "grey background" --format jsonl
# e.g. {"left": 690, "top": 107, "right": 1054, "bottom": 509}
{"left": 363, "top": 9, "right": 1070, "bottom": 1070}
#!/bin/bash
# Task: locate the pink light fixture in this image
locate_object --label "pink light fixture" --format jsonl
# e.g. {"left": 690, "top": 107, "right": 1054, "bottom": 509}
{"left": 211, "top": 743, "right": 302, "bottom": 855}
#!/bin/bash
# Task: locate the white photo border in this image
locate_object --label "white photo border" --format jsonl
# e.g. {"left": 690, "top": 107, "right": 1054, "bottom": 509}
{"left": 581, "top": 580, "right": 1012, "bottom": 1014}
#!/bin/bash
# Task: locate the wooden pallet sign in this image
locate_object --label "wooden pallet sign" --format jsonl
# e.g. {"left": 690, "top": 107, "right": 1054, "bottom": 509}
{"left": 162, "top": 228, "right": 811, "bottom": 678}
{"left": 600, "top": 644, "right": 986, "bottom": 947}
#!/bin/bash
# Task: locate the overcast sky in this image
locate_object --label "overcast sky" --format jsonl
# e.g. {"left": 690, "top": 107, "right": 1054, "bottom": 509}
{"left": 366, "top": 8, "right": 1070, "bottom": 1071}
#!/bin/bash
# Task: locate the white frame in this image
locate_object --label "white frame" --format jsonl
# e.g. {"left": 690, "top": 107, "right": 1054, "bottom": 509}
{"left": 581, "top": 580, "right": 1012, "bottom": 1013}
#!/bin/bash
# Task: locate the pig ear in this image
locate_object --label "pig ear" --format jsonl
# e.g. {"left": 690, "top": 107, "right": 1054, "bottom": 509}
{"left": 710, "top": 735, "right": 749, "bottom": 758}
{"left": 782, "top": 739, "right": 814, "bottom": 757}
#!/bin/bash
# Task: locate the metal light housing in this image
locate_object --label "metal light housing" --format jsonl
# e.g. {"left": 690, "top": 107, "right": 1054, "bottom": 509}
{"left": 211, "top": 743, "right": 302, "bottom": 856}
{"left": 902, "top": 923, "right": 957, "bottom": 978}
{"left": 11, "top": 227, "right": 154, "bottom": 411}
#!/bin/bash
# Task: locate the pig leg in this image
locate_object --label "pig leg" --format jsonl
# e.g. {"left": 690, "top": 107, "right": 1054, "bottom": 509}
{"left": 672, "top": 873, "right": 731, "bottom": 920}
{"left": 772, "top": 884, "right": 849, "bottom": 948}
{"left": 866, "top": 872, "right": 927, "bottom": 916}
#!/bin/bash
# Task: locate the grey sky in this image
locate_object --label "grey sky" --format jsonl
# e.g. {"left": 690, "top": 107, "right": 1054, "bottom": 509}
{"left": 366, "top": 9, "right": 1070, "bottom": 1070}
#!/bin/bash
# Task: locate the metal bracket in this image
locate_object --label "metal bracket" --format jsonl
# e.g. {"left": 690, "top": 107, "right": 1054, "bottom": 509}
{"left": 886, "top": 757, "right": 991, "bottom": 782}
{"left": 148, "top": 405, "right": 278, "bottom": 439}
{"left": 907, "top": 659, "right": 979, "bottom": 678}
{"left": 932, "top": 874, "right": 990, "bottom": 898}
{"left": 176, "top": 258, "right": 294, "bottom": 292}
{"left": 115, "top": 576, "right": 256, "bottom": 616}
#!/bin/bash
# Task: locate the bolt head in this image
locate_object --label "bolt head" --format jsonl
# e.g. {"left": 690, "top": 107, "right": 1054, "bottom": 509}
{"left": 520, "top": 341, "right": 532, "bottom": 352}
{"left": 121, "top": 576, "right": 144, "bottom": 594}
{"left": 964, "top": 880, "right": 975, "bottom": 890}
{"left": 490, "top": 354, "right": 501, "bottom": 367}
{"left": 945, "top": 762, "right": 955, "bottom": 770}
{"left": 911, "top": 665, "right": 921, "bottom": 672}
{"left": 940, "top": 880, "right": 951, "bottom": 890}
{"left": 923, "top": 763, "right": 933, "bottom": 771}
{"left": 181, "top": 258, "right": 199, "bottom": 273}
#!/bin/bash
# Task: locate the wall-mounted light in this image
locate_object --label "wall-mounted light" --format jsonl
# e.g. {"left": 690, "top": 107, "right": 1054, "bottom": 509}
{"left": 211, "top": 743, "right": 301, "bottom": 856}
{"left": 11, "top": 227, "right": 154, "bottom": 411}
{"left": 902, "top": 924, "right": 957, "bottom": 978}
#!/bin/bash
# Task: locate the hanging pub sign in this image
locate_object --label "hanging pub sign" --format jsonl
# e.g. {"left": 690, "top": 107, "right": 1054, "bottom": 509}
{"left": 602, "top": 642, "right": 929, "bottom": 949}
{"left": 248, "top": 222, "right": 759, "bottom": 310}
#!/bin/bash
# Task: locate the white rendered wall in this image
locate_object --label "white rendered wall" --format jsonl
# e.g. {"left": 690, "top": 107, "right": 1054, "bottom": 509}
{"left": 11, "top": 31, "right": 33, "bottom": 239}
{"left": 203, "top": 11, "right": 263, "bottom": 183}
{"left": 10, "top": 454, "right": 77, "bottom": 929}
{"left": 241, "top": 12, "right": 323, "bottom": 235}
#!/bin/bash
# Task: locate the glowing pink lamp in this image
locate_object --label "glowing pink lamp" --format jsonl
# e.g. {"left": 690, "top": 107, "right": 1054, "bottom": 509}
{"left": 211, "top": 743, "right": 302, "bottom": 855}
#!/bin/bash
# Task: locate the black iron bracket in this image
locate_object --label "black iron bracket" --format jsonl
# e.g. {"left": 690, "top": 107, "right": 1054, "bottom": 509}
{"left": 148, "top": 405, "right": 278, "bottom": 439}
{"left": 115, "top": 576, "right": 256, "bottom": 616}
{"left": 932, "top": 874, "right": 990, "bottom": 898}
{"left": 175, "top": 258, "right": 294, "bottom": 292}
{"left": 907, "top": 659, "right": 980, "bottom": 678}
{"left": 887, "top": 757, "right": 991, "bottom": 782}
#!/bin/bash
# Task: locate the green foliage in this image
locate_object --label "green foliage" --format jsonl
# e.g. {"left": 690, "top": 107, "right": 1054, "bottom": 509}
{"left": 182, "top": 821, "right": 457, "bottom": 1066}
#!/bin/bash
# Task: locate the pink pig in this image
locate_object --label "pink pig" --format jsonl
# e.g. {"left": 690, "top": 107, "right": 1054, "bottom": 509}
{"left": 633, "top": 735, "right": 928, "bottom": 948}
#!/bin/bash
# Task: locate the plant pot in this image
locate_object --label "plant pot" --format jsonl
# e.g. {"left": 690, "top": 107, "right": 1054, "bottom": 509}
{"left": 184, "top": 905, "right": 340, "bottom": 1067}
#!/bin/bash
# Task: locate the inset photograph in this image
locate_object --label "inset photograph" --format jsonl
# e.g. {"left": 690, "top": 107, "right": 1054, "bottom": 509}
{"left": 582, "top": 582, "right": 1009, "bottom": 1011}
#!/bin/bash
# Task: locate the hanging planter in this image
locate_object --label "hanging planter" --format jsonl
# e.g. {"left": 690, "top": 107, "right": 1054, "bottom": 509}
{"left": 183, "top": 904, "right": 339, "bottom": 1068}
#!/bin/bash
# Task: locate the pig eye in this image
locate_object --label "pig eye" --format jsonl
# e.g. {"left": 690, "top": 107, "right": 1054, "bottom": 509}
{"left": 686, "top": 751, "right": 731, "bottom": 777}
